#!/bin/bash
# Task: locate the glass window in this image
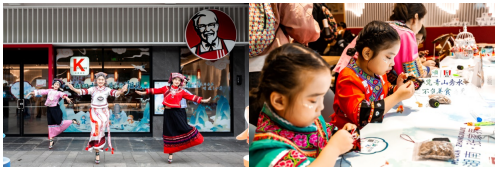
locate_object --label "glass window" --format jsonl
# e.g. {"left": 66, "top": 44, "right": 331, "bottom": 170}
{"left": 102, "top": 48, "right": 151, "bottom": 132}
{"left": 180, "top": 48, "right": 231, "bottom": 132}
{"left": 55, "top": 47, "right": 151, "bottom": 133}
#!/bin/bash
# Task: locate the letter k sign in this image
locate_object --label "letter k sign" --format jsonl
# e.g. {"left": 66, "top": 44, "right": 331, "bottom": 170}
{"left": 73, "top": 58, "right": 84, "bottom": 71}
{"left": 70, "top": 56, "right": 89, "bottom": 76}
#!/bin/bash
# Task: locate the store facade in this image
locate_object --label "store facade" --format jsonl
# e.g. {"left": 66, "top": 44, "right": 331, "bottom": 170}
{"left": 3, "top": 3, "right": 249, "bottom": 138}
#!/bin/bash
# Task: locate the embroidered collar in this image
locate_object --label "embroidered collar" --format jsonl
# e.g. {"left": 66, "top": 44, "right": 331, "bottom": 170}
{"left": 387, "top": 20, "right": 413, "bottom": 33}
{"left": 96, "top": 86, "right": 106, "bottom": 91}
{"left": 260, "top": 103, "right": 317, "bottom": 132}
{"left": 346, "top": 58, "right": 384, "bottom": 102}
{"left": 254, "top": 105, "right": 333, "bottom": 157}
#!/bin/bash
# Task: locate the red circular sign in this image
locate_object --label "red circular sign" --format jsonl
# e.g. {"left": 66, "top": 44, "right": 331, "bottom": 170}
{"left": 185, "top": 9, "right": 237, "bottom": 60}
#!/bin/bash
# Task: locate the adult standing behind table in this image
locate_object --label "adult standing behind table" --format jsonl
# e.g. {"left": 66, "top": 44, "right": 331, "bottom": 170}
{"left": 249, "top": 3, "right": 320, "bottom": 117}
{"left": 333, "top": 3, "right": 428, "bottom": 86}
{"left": 328, "top": 22, "right": 355, "bottom": 56}
{"left": 308, "top": 3, "right": 337, "bottom": 55}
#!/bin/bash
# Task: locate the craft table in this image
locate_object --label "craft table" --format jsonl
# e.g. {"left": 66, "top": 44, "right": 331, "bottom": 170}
{"left": 343, "top": 56, "right": 495, "bottom": 167}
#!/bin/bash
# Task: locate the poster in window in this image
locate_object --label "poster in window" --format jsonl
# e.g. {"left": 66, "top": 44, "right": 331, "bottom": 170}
{"left": 154, "top": 81, "right": 170, "bottom": 115}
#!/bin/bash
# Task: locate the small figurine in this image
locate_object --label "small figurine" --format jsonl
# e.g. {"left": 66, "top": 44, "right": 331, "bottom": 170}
{"left": 81, "top": 115, "right": 87, "bottom": 125}
{"left": 127, "top": 115, "right": 134, "bottom": 124}
{"left": 403, "top": 76, "right": 424, "bottom": 90}
{"left": 396, "top": 105, "right": 404, "bottom": 113}
{"left": 416, "top": 102, "right": 423, "bottom": 107}
{"left": 381, "top": 161, "right": 390, "bottom": 167}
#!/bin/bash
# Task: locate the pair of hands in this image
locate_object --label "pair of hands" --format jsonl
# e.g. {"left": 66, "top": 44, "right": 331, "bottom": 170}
{"left": 419, "top": 50, "right": 436, "bottom": 67}
{"left": 328, "top": 123, "right": 357, "bottom": 155}
{"left": 395, "top": 72, "right": 416, "bottom": 101}
{"left": 135, "top": 91, "right": 212, "bottom": 103}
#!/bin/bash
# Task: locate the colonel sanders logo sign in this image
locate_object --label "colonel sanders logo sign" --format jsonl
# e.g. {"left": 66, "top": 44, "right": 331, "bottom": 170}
{"left": 185, "top": 9, "right": 236, "bottom": 60}
{"left": 443, "top": 70, "right": 451, "bottom": 78}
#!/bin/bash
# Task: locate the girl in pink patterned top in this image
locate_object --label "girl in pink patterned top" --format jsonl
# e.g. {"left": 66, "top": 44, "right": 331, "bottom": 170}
{"left": 25, "top": 79, "right": 78, "bottom": 149}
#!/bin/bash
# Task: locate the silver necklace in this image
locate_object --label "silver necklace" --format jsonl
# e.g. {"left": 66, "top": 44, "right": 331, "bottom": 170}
{"left": 170, "top": 87, "right": 179, "bottom": 98}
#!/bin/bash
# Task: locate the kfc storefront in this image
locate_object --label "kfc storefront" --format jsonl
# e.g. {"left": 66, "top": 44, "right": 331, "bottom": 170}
{"left": 3, "top": 3, "right": 249, "bottom": 138}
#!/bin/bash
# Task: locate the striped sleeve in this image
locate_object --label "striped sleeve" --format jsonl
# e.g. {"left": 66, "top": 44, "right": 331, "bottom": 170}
{"left": 109, "top": 89, "right": 119, "bottom": 97}
{"left": 79, "top": 88, "right": 92, "bottom": 95}
{"left": 146, "top": 86, "right": 168, "bottom": 95}
{"left": 182, "top": 90, "right": 202, "bottom": 103}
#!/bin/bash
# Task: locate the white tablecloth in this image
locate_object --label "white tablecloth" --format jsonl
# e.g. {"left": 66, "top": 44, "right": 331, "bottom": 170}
{"left": 345, "top": 56, "right": 496, "bottom": 167}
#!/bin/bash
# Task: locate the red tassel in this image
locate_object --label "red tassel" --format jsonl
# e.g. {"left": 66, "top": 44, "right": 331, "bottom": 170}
{"left": 111, "top": 150, "right": 114, "bottom": 154}
{"left": 112, "top": 148, "right": 115, "bottom": 151}
{"left": 85, "top": 147, "right": 88, "bottom": 151}
{"left": 105, "top": 147, "right": 109, "bottom": 151}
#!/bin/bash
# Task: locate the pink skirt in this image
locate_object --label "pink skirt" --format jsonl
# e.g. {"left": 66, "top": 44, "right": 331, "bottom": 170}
{"left": 48, "top": 120, "right": 72, "bottom": 139}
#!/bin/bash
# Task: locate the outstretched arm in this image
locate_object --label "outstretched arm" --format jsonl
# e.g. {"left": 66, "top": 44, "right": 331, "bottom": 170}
{"left": 65, "top": 82, "right": 82, "bottom": 95}
{"left": 64, "top": 96, "right": 73, "bottom": 104}
{"left": 26, "top": 89, "right": 50, "bottom": 98}
{"left": 182, "top": 90, "right": 211, "bottom": 104}
{"left": 25, "top": 91, "right": 35, "bottom": 98}
{"left": 136, "top": 86, "right": 168, "bottom": 96}
{"left": 114, "top": 84, "right": 128, "bottom": 97}
{"left": 200, "top": 97, "right": 211, "bottom": 103}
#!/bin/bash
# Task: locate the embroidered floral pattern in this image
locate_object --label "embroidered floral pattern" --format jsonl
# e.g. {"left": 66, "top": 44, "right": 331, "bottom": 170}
{"left": 308, "top": 133, "right": 318, "bottom": 145}
{"left": 275, "top": 160, "right": 294, "bottom": 167}
{"left": 317, "top": 136, "right": 326, "bottom": 149}
{"left": 279, "top": 130, "right": 295, "bottom": 139}
{"left": 255, "top": 105, "right": 339, "bottom": 159}
{"left": 273, "top": 150, "right": 307, "bottom": 167}
{"left": 347, "top": 58, "right": 383, "bottom": 102}
{"left": 293, "top": 134, "right": 308, "bottom": 148}
{"left": 265, "top": 124, "right": 281, "bottom": 132}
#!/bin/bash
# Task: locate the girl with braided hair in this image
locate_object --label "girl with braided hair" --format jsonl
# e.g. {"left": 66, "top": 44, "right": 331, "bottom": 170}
{"left": 249, "top": 43, "right": 356, "bottom": 167}
{"left": 333, "top": 3, "right": 428, "bottom": 85}
{"left": 331, "top": 21, "right": 416, "bottom": 150}
{"left": 25, "top": 79, "right": 78, "bottom": 149}
{"left": 65, "top": 72, "right": 128, "bottom": 164}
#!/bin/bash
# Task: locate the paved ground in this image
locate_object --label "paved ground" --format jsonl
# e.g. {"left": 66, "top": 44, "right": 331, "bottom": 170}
{"left": 3, "top": 137, "right": 248, "bottom": 167}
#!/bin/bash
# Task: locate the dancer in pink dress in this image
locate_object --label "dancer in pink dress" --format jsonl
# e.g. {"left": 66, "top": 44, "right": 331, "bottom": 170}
{"left": 25, "top": 79, "right": 78, "bottom": 149}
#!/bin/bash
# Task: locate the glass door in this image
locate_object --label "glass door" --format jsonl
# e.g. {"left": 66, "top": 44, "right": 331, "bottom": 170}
{"left": 3, "top": 48, "right": 50, "bottom": 135}
{"left": 3, "top": 63, "right": 22, "bottom": 135}
{"left": 23, "top": 63, "right": 50, "bottom": 135}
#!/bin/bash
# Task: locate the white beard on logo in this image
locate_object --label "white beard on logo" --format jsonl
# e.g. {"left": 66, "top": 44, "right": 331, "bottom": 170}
{"left": 206, "top": 33, "right": 217, "bottom": 44}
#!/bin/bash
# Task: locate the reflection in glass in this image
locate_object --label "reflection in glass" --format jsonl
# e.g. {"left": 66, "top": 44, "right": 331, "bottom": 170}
{"left": 3, "top": 64, "right": 21, "bottom": 134}
{"left": 181, "top": 48, "right": 231, "bottom": 132}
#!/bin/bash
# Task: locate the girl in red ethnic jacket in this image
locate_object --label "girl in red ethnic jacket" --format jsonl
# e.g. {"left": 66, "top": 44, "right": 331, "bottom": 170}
{"left": 136, "top": 72, "right": 211, "bottom": 164}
